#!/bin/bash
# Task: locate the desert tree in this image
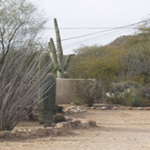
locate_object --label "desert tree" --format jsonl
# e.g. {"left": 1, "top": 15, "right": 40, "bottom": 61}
{"left": 118, "top": 43, "right": 150, "bottom": 82}
{"left": 72, "top": 79, "right": 103, "bottom": 106}
{"left": 0, "top": 0, "right": 48, "bottom": 65}
{"left": 0, "top": 0, "right": 53, "bottom": 131}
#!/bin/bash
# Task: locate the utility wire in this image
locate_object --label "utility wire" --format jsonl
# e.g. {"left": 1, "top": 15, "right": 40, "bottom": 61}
{"left": 63, "top": 28, "right": 130, "bottom": 49}
{"left": 46, "top": 27, "right": 134, "bottom": 30}
{"left": 32, "top": 19, "right": 150, "bottom": 50}
{"left": 60, "top": 19, "right": 149, "bottom": 42}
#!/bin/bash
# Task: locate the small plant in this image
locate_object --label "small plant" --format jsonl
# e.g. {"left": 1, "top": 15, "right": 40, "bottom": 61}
{"left": 72, "top": 99, "right": 81, "bottom": 105}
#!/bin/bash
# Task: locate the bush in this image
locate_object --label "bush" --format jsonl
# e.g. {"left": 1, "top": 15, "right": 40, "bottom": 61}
{"left": 72, "top": 79, "right": 103, "bottom": 106}
{"left": 107, "top": 89, "right": 137, "bottom": 106}
{"left": 107, "top": 81, "right": 150, "bottom": 106}
{"left": 72, "top": 99, "right": 81, "bottom": 105}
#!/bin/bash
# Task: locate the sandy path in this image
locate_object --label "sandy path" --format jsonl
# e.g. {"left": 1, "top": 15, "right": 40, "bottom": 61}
{"left": 1, "top": 110, "right": 150, "bottom": 150}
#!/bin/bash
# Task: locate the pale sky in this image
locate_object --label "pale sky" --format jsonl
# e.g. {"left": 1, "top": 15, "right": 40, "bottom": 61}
{"left": 30, "top": 0, "right": 150, "bottom": 54}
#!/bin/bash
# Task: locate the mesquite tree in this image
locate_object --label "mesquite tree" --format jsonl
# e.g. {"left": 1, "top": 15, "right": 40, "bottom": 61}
{"left": 0, "top": 0, "right": 51, "bottom": 131}
{"left": 0, "top": 0, "right": 47, "bottom": 65}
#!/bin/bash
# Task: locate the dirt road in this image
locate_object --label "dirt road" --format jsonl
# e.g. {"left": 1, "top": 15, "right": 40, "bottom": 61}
{"left": 1, "top": 109, "right": 150, "bottom": 150}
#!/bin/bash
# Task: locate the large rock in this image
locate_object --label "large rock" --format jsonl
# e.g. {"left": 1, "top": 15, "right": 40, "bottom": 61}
{"left": 14, "top": 129, "right": 21, "bottom": 138}
{"left": 62, "top": 122, "right": 72, "bottom": 129}
{"left": 64, "top": 116, "right": 73, "bottom": 122}
{"left": 52, "top": 128, "right": 64, "bottom": 136}
{"left": 0, "top": 131, "right": 13, "bottom": 139}
{"left": 81, "top": 120, "right": 89, "bottom": 128}
{"left": 101, "top": 106, "right": 107, "bottom": 110}
{"left": 71, "top": 119, "right": 81, "bottom": 128}
{"left": 20, "top": 130, "right": 30, "bottom": 139}
{"left": 37, "top": 128, "right": 47, "bottom": 137}
{"left": 89, "top": 120, "right": 97, "bottom": 126}
{"left": 93, "top": 104, "right": 103, "bottom": 107}
{"left": 144, "top": 107, "right": 150, "bottom": 110}
{"left": 45, "top": 128, "right": 54, "bottom": 136}
{"left": 137, "top": 107, "right": 143, "bottom": 110}
{"left": 28, "top": 129, "right": 38, "bottom": 136}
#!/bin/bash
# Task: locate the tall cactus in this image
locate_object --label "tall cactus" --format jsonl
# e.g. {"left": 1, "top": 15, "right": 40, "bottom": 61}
{"left": 38, "top": 51, "right": 56, "bottom": 127}
{"left": 48, "top": 18, "right": 73, "bottom": 78}
{"left": 43, "top": 73, "right": 56, "bottom": 127}
{"left": 38, "top": 51, "right": 50, "bottom": 124}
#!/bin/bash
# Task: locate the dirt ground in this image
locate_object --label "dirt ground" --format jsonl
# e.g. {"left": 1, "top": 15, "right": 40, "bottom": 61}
{"left": 1, "top": 109, "right": 150, "bottom": 150}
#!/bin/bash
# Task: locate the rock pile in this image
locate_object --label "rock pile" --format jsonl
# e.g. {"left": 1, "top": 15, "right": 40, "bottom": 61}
{"left": 63, "top": 106, "right": 87, "bottom": 114}
{"left": 92, "top": 104, "right": 150, "bottom": 110}
{"left": 0, "top": 116, "right": 97, "bottom": 140}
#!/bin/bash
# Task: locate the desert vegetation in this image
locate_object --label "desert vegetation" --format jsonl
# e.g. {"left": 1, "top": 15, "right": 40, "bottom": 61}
{"left": 1, "top": 0, "right": 150, "bottom": 132}
{"left": 0, "top": 0, "right": 53, "bottom": 131}
{"left": 67, "top": 19, "right": 150, "bottom": 106}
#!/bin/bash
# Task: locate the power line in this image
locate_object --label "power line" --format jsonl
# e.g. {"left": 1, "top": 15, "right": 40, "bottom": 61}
{"left": 45, "top": 27, "right": 134, "bottom": 30}
{"left": 60, "top": 19, "right": 149, "bottom": 42}
{"left": 63, "top": 28, "right": 130, "bottom": 49}
{"left": 36, "top": 18, "right": 150, "bottom": 51}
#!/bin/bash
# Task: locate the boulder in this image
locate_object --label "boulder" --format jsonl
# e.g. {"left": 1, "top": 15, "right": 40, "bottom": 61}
{"left": 81, "top": 120, "right": 89, "bottom": 128}
{"left": 0, "top": 131, "right": 13, "bottom": 139}
{"left": 28, "top": 129, "right": 38, "bottom": 136}
{"left": 89, "top": 120, "right": 97, "bottom": 126}
{"left": 37, "top": 128, "right": 47, "bottom": 137}
{"left": 137, "top": 107, "right": 143, "bottom": 110}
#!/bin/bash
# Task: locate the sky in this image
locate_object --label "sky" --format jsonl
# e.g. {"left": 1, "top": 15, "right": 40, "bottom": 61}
{"left": 30, "top": 0, "right": 150, "bottom": 54}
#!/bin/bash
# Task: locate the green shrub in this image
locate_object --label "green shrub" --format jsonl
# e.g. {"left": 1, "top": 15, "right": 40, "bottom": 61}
{"left": 72, "top": 99, "right": 81, "bottom": 105}
{"left": 107, "top": 89, "right": 136, "bottom": 106}
{"left": 107, "top": 81, "right": 150, "bottom": 106}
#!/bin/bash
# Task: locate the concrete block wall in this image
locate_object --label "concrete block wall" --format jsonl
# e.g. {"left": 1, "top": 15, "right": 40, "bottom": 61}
{"left": 56, "top": 79, "right": 76, "bottom": 104}
{"left": 56, "top": 78, "right": 95, "bottom": 104}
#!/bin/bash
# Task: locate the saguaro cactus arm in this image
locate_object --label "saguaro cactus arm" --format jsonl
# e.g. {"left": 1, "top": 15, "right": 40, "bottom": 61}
{"left": 48, "top": 38, "right": 58, "bottom": 66}
{"left": 54, "top": 18, "right": 64, "bottom": 71}
{"left": 64, "top": 55, "right": 72, "bottom": 71}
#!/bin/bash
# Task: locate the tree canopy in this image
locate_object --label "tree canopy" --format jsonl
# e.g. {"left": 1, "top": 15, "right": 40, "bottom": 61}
{"left": 0, "top": 0, "right": 47, "bottom": 64}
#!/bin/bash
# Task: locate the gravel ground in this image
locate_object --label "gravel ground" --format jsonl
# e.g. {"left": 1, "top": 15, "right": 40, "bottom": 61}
{"left": 1, "top": 109, "right": 150, "bottom": 150}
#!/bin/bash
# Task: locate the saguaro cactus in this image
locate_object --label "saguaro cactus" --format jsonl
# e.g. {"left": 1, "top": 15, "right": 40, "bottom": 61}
{"left": 38, "top": 51, "right": 56, "bottom": 126}
{"left": 38, "top": 51, "right": 50, "bottom": 124}
{"left": 48, "top": 18, "right": 73, "bottom": 78}
{"left": 43, "top": 73, "right": 56, "bottom": 127}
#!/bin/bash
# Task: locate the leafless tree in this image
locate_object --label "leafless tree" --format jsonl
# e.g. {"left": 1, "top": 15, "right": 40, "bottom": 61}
{"left": 119, "top": 43, "right": 150, "bottom": 81}
{"left": 72, "top": 79, "right": 103, "bottom": 106}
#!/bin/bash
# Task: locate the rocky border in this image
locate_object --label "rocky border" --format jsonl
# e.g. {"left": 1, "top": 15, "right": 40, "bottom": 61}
{"left": 62, "top": 104, "right": 150, "bottom": 114}
{"left": 0, "top": 116, "right": 97, "bottom": 140}
{"left": 92, "top": 104, "right": 150, "bottom": 110}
